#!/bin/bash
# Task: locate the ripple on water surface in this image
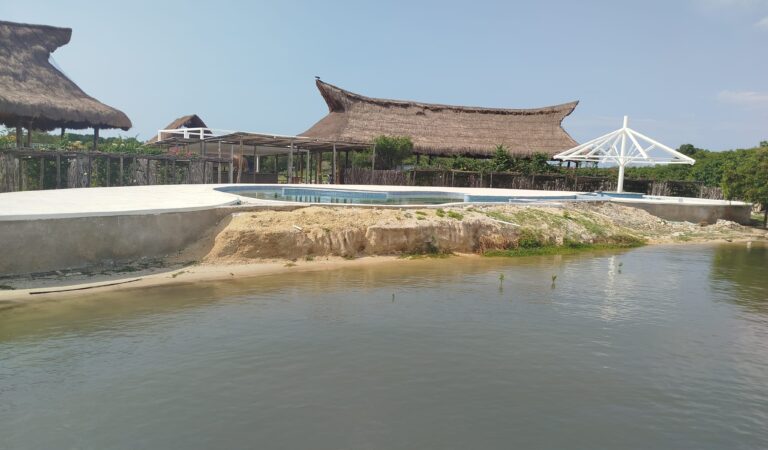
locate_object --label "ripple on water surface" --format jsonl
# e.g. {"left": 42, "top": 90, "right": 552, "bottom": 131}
{"left": 1, "top": 243, "right": 767, "bottom": 449}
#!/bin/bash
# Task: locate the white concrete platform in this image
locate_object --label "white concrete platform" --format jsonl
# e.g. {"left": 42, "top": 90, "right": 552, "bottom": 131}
{"left": 0, "top": 185, "right": 244, "bottom": 220}
{"left": 0, "top": 184, "right": 581, "bottom": 221}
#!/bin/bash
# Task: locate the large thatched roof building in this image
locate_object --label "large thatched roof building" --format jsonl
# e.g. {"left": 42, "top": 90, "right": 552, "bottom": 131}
{"left": 0, "top": 20, "right": 131, "bottom": 131}
{"left": 301, "top": 79, "right": 578, "bottom": 158}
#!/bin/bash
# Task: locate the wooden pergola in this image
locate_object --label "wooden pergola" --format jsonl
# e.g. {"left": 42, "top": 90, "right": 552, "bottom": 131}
{"left": 152, "top": 129, "right": 371, "bottom": 184}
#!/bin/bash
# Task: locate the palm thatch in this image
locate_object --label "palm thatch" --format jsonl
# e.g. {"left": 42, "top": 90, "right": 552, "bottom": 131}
{"left": 0, "top": 20, "right": 131, "bottom": 131}
{"left": 145, "top": 114, "right": 208, "bottom": 144}
{"left": 301, "top": 79, "right": 578, "bottom": 157}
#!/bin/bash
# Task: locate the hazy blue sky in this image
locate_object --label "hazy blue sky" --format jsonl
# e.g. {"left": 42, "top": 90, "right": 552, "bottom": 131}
{"left": 2, "top": 0, "right": 766, "bottom": 150}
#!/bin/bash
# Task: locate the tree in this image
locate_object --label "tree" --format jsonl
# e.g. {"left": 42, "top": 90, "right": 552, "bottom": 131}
{"left": 760, "top": 140, "right": 768, "bottom": 148}
{"left": 372, "top": 135, "right": 413, "bottom": 170}
{"left": 722, "top": 148, "right": 768, "bottom": 227}
{"left": 490, "top": 144, "right": 514, "bottom": 172}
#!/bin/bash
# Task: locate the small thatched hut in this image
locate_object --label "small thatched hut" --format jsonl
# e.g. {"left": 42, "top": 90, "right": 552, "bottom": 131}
{"left": 146, "top": 114, "right": 208, "bottom": 144}
{"left": 301, "top": 79, "right": 578, "bottom": 158}
{"left": 0, "top": 20, "right": 131, "bottom": 144}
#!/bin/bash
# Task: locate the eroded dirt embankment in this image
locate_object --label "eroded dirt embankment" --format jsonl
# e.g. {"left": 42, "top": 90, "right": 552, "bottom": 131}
{"left": 197, "top": 203, "right": 768, "bottom": 264}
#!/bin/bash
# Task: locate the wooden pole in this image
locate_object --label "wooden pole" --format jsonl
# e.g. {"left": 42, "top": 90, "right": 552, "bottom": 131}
{"left": 92, "top": 128, "right": 99, "bottom": 151}
{"left": 55, "top": 153, "right": 61, "bottom": 189}
{"left": 87, "top": 154, "right": 92, "bottom": 187}
{"left": 288, "top": 142, "right": 294, "bottom": 183}
{"left": 26, "top": 125, "right": 32, "bottom": 147}
{"left": 371, "top": 143, "right": 376, "bottom": 171}
{"left": 343, "top": 150, "right": 350, "bottom": 184}
{"left": 332, "top": 143, "right": 337, "bottom": 184}
{"left": 106, "top": 156, "right": 111, "bottom": 187}
{"left": 39, "top": 156, "right": 44, "bottom": 189}
{"left": 237, "top": 140, "right": 244, "bottom": 184}
{"left": 229, "top": 145, "right": 234, "bottom": 184}
{"left": 317, "top": 151, "right": 323, "bottom": 184}
{"left": 119, "top": 156, "right": 124, "bottom": 186}
{"left": 15, "top": 126, "right": 22, "bottom": 148}
{"left": 217, "top": 142, "right": 222, "bottom": 183}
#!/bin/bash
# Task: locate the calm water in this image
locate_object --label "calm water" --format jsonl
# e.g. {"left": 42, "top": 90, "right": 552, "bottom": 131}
{"left": 1, "top": 244, "right": 767, "bottom": 449}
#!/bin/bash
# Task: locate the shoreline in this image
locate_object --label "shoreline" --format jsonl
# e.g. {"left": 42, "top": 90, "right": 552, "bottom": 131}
{"left": 1, "top": 238, "right": 763, "bottom": 309}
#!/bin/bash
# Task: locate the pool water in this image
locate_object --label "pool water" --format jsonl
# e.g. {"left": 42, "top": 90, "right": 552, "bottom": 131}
{"left": 228, "top": 186, "right": 582, "bottom": 205}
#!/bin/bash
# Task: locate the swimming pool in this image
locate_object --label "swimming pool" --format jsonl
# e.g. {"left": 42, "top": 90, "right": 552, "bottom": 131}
{"left": 221, "top": 186, "right": 590, "bottom": 205}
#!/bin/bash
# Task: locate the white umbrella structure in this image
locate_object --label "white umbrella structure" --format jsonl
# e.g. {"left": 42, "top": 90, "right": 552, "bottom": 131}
{"left": 554, "top": 116, "right": 695, "bottom": 193}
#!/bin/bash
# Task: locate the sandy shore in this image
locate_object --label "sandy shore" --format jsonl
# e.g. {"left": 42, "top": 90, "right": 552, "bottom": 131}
{"left": 0, "top": 256, "right": 406, "bottom": 309}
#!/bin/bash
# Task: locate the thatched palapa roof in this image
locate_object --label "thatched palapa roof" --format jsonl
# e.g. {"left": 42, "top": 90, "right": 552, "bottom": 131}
{"left": 0, "top": 20, "right": 131, "bottom": 131}
{"left": 146, "top": 114, "right": 208, "bottom": 144}
{"left": 301, "top": 79, "right": 578, "bottom": 157}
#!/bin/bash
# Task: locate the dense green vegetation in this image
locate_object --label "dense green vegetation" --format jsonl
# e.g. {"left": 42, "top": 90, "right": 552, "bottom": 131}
{"left": 0, "top": 129, "right": 163, "bottom": 155}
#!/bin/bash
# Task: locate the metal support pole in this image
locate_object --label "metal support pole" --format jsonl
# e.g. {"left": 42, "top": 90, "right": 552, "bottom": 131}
{"left": 617, "top": 115, "right": 628, "bottom": 193}
{"left": 255, "top": 155, "right": 260, "bottom": 173}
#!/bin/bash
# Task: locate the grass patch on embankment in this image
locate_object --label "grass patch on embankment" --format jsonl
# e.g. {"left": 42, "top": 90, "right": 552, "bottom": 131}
{"left": 484, "top": 236, "right": 646, "bottom": 258}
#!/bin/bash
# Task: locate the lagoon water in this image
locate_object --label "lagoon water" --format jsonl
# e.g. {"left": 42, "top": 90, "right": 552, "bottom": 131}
{"left": 1, "top": 244, "right": 767, "bottom": 449}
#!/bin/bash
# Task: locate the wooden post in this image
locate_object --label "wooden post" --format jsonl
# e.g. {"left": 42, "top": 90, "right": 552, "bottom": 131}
{"left": 26, "top": 126, "right": 32, "bottom": 147}
{"left": 106, "top": 156, "right": 111, "bottom": 187}
{"left": 416, "top": 154, "right": 420, "bottom": 165}
{"left": 92, "top": 127, "right": 99, "bottom": 151}
{"left": 60, "top": 127, "right": 65, "bottom": 139}
{"left": 39, "top": 156, "right": 44, "bottom": 189}
{"left": 171, "top": 158, "right": 176, "bottom": 184}
{"left": 371, "top": 143, "right": 376, "bottom": 171}
{"left": 288, "top": 142, "right": 294, "bottom": 182}
{"left": 119, "top": 156, "right": 124, "bottom": 186}
{"left": 15, "top": 126, "right": 22, "bottom": 148}
{"left": 332, "top": 143, "right": 337, "bottom": 185}
{"left": 237, "top": 140, "right": 244, "bottom": 184}
{"left": 317, "top": 151, "right": 323, "bottom": 184}
{"left": 344, "top": 150, "right": 350, "bottom": 184}
{"left": 306, "top": 151, "right": 310, "bottom": 184}
{"left": 217, "top": 142, "right": 222, "bottom": 183}
{"left": 55, "top": 153, "right": 61, "bottom": 189}
{"left": 87, "top": 154, "right": 92, "bottom": 187}
{"left": 229, "top": 145, "right": 234, "bottom": 184}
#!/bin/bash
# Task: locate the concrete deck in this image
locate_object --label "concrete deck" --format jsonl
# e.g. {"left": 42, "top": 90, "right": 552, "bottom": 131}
{"left": 0, "top": 184, "right": 582, "bottom": 221}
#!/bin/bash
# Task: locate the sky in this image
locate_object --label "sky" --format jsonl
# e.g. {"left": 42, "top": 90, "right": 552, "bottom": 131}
{"left": 2, "top": 0, "right": 767, "bottom": 150}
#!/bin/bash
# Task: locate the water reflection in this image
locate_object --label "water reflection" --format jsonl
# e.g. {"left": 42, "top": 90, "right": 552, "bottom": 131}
{"left": 1, "top": 245, "right": 768, "bottom": 449}
{"left": 710, "top": 242, "right": 768, "bottom": 314}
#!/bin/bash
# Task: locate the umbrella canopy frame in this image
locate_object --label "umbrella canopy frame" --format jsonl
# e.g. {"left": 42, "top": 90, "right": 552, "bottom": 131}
{"left": 554, "top": 116, "right": 695, "bottom": 192}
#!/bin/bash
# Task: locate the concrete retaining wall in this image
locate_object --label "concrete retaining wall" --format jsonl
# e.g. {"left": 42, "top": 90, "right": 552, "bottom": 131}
{"left": 614, "top": 199, "right": 752, "bottom": 225}
{"left": 0, "top": 208, "right": 233, "bottom": 276}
